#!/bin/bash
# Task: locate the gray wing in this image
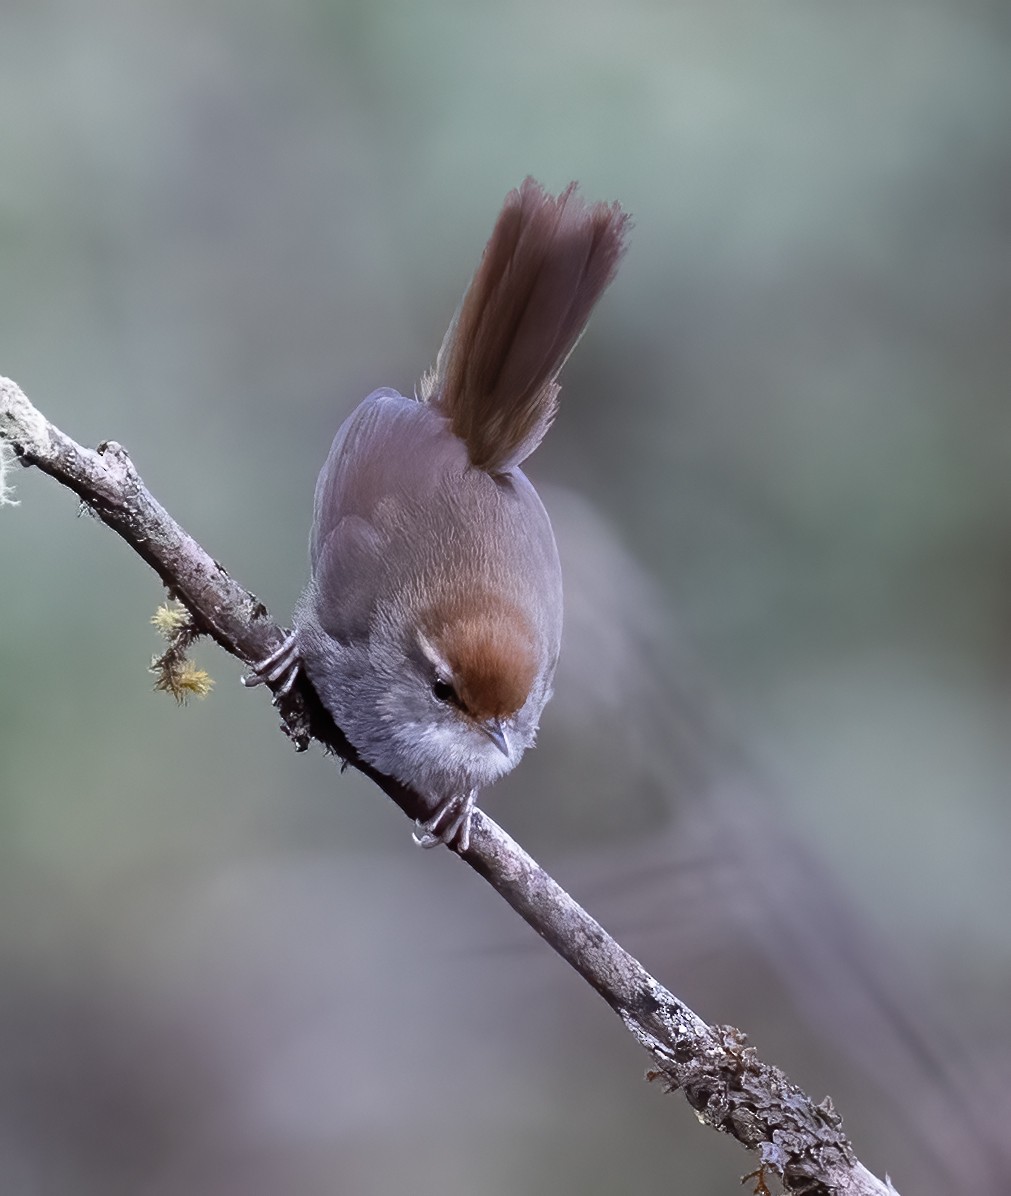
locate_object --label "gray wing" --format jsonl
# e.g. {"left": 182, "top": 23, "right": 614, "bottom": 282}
{"left": 307, "top": 388, "right": 471, "bottom": 644}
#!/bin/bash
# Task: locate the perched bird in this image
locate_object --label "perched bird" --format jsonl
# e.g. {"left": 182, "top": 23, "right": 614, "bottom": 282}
{"left": 249, "top": 178, "right": 630, "bottom": 850}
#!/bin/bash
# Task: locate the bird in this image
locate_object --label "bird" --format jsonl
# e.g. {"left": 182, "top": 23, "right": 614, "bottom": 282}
{"left": 247, "top": 178, "right": 630, "bottom": 851}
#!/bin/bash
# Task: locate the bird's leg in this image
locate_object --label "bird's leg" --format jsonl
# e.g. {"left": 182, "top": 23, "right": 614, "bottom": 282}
{"left": 241, "top": 633, "right": 302, "bottom": 701}
{"left": 413, "top": 791, "right": 477, "bottom": 853}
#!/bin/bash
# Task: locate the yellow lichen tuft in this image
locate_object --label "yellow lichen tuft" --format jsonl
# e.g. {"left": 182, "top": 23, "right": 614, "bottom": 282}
{"left": 152, "top": 656, "right": 215, "bottom": 704}
{"left": 150, "top": 599, "right": 213, "bottom": 703}
{"left": 172, "top": 661, "right": 215, "bottom": 700}
{"left": 150, "top": 602, "right": 189, "bottom": 638}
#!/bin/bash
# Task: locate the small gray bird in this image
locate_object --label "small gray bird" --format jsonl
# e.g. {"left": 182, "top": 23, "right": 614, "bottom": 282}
{"left": 249, "top": 178, "right": 630, "bottom": 850}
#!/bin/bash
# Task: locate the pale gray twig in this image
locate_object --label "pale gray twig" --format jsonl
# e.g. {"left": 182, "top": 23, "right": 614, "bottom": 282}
{"left": 0, "top": 375, "right": 899, "bottom": 1196}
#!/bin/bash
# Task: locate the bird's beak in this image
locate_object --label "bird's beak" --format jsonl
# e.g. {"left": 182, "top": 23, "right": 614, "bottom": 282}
{"left": 481, "top": 717, "right": 510, "bottom": 757}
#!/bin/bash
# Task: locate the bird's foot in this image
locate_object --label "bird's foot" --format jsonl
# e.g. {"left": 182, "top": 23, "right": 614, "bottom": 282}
{"left": 241, "top": 633, "right": 301, "bottom": 702}
{"left": 413, "top": 791, "right": 477, "bottom": 853}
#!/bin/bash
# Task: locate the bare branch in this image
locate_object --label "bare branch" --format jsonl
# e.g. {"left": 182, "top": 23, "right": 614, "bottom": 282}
{"left": 0, "top": 375, "right": 899, "bottom": 1196}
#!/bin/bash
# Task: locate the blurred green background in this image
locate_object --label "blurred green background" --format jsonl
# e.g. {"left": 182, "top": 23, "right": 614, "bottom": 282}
{"left": 2, "top": 1, "right": 1010, "bottom": 1193}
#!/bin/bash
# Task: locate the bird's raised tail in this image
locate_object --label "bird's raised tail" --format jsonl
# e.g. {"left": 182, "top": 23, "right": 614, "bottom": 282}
{"left": 420, "top": 178, "right": 630, "bottom": 474}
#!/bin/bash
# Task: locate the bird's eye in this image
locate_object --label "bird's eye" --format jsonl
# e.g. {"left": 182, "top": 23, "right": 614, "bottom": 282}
{"left": 432, "top": 677, "right": 458, "bottom": 705}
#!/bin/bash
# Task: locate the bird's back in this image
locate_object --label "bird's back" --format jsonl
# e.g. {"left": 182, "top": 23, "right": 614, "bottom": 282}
{"left": 306, "top": 388, "right": 562, "bottom": 661}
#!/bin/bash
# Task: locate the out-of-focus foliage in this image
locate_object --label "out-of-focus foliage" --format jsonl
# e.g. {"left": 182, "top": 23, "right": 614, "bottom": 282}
{"left": 1, "top": 2, "right": 1009, "bottom": 1193}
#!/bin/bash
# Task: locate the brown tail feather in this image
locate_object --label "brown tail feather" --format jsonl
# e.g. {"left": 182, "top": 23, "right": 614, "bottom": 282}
{"left": 420, "top": 178, "right": 630, "bottom": 473}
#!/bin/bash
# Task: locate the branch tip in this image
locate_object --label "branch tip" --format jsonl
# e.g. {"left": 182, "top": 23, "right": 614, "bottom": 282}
{"left": 0, "top": 442, "right": 20, "bottom": 507}
{"left": 0, "top": 375, "right": 50, "bottom": 455}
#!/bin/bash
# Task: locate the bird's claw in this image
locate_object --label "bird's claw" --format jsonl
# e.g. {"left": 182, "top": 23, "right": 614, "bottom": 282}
{"left": 412, "top": 791, "right": 477, "bottom": 853}
{"left": 242, "top": 633, "right": 301, "bottom": 703}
